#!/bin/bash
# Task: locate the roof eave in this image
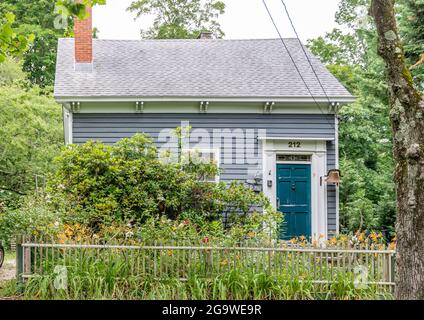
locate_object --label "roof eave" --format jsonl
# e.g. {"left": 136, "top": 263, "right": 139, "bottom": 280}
{"left": 54, "top": 95, "right": 356, "bottom": 104}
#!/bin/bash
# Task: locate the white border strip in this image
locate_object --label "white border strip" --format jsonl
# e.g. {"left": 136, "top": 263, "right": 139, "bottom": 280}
{"left": 258, "top": 137, "right": 334, "bottom": 141}
{"left": 56, "top": 96, "right": 356, "bottom": 104}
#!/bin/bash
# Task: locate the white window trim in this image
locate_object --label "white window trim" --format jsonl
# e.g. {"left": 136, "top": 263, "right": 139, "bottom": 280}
{"left": 276, "top": 161, "right": 311, "bottom": 165}
{"left": 335, "top": 116, "right": 340, "bottom": 236}
{"left": 63, "top": 105, "right": 73, "bottom": 144}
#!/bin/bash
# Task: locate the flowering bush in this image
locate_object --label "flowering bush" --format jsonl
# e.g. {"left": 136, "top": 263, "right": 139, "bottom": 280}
{"left": 288, "top": 230, "right": 396, "bottom": 250}
{"left": 14, "top": 133, "right": 281, "bottom": 242}
{"left": 0, "top": 197, "right": 65, "bottom": 246}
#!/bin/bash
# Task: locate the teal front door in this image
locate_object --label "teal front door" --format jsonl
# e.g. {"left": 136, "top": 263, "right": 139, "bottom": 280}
{"left": 277, "top": 164, "right": 311, "bottom": 240}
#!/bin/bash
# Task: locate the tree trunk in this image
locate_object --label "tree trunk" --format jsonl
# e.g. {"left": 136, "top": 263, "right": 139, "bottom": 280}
{"left": 370, "top": 0, "right": 424, "bottom": 300}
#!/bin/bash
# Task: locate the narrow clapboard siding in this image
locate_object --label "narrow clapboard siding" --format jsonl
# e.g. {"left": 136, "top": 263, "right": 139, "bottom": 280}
{"left": 326, "top": 140, "right": 337, "bottom": 234}
{"left": 73, "top": 113, "right": 337, "bottom": 233}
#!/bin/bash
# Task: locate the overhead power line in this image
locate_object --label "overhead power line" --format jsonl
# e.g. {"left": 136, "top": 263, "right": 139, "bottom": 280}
{"left": 278, "top": 0, "right": 332, "bottom": 105}
{"left": 261, "top": 0, "right": 336, "bottom": 129}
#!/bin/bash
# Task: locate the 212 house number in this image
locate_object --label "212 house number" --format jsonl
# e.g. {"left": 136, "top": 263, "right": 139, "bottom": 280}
{"left": 288, "top": 141, "right": 301, "bottom": 148}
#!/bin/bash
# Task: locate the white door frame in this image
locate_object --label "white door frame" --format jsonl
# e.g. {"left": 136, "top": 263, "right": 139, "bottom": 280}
{"left": 261, "top": 138, "right": 329, "bottom": 240}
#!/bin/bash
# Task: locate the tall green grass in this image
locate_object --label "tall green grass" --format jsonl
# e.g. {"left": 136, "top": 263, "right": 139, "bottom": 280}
{"left": 23, "top": 266, "right": 392, "bottom": 300}
{"left": 21, "top": 241, "right": 394, "bottom": 300}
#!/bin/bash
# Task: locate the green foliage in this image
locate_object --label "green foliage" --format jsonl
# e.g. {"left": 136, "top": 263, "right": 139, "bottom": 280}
{"left": 0, "top": 280, "right": 17, "bottom": 298}
{"left": 308, "top": 0, "right": 422, "bottom": 236}
{"left": 0, "top": 198, "right": 64, "bottom": 247}
{"left": 0, "top": 84, "right": 63, "bottom": 207}
{"left": 0, "top": 1, "right": 59, "bottom": 87}
{"left": 0, "top": 12, "right": 34, "bottom": 63}
{"left": 398, "top": 0, "right": 424, "bottom": 86}
{"left": 24, "top": 271, "right": 391, "bottom": 300}
{"left": 47, "top": 134, "right": 278, "bottom": 235}
{"left": 0, "top": 57, "right": 26, "bottom": 85}
{"left": 132, "top": 206, "right": 280, "bottom": 244}
{"left": 128, "top": 0, "right": 226, "bottom": 39}
{"left": 1, "top": 1, "right": 62, "bottom": 28}
{"left": 307, "top": 0, "right": 411, "bottom": 236}
{"left": 56, "top": 0, "right": 107, "bottom": 20}
{"left": 0, "top": 0, "right": 81, "bottom": 86}
{"left": 18, "top": 26, "right": 59, "bottom": 89}
{"left": 22, "top": 247, "right": 392, "bottom": 300}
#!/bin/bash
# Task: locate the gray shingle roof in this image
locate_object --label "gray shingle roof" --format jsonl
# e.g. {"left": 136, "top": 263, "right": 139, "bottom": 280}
{"left": 54, "top": 38, "right": 353, "bottom": 100}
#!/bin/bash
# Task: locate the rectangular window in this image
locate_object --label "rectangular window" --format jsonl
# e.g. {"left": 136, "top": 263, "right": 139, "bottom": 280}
{"left": 277, "top": 154, "right": 312, "bottom": 162}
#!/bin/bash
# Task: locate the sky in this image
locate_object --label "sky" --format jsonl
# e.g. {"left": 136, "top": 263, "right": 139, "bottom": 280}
{"left": 93, "top": 0, "right": 341, "bottom": 43}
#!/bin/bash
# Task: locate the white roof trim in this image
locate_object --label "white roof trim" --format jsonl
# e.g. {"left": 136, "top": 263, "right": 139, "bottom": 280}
{"left": 55, "top": 96, "right": 356, "bottom": 104}
{"left": 258, "top": 136, "right": 335, "bottom": 141}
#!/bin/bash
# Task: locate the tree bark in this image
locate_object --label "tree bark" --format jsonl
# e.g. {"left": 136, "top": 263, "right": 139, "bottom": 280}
{"left": 370, "top": 0, "right": 424, "bottom": 300}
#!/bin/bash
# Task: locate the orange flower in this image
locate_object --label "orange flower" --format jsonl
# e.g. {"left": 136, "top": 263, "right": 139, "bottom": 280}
{"left": 289, "top": 238, "right": 297, "bottom": 244}
{"left": 247, "top": 231, "right": 256, "bottom": 238}
{"left": 327, "top": 237, "right": 337, "bottom": 246}
{"left": 369, "top": 232, "right": 381, "bottom": 243}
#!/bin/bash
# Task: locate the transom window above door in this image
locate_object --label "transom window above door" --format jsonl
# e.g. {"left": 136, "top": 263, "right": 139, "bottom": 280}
{"left": 277, "top": 155, "right": 312, "bottom": 162}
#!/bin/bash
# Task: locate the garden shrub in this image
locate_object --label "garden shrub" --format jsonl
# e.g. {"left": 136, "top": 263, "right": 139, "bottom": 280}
{"left": 0, "top": 197, "right": 65, "bottom": 246}
{"left": 43, "top": 133, "right": 281, "bottom": 241}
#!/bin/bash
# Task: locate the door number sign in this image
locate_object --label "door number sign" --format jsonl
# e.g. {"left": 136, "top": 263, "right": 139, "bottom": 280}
{"left": 288, "top": 141, "right": 301, "bottom": 148}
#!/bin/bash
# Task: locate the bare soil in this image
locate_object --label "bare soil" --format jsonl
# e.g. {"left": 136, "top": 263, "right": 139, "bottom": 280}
{"left": 0, "top": 257, "right": 15, "bottom": 282}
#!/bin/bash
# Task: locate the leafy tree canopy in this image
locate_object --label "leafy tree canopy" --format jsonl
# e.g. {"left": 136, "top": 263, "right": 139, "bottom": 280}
{"left": 397, "top": 0, "right": 424, "bottom": 86}
{"left": 0, "top": 13, "right": 34, "bottom": 63}
{"left": 56, "top": 0, "right": 106, "bottom": 20}
{"left": 0, "top": 57, "right": 26, "bottom": 85}
{"left": 308, "top": 0, "right": 423, "bottom": 236}
{"left": 307, "top": 0, "right": 398, "bottom": 235}
{"left": 0, "top": 1, "right": 66, "bottom": 87}
{"left": 128, "top": 0, "right": 226, "bottom": 39}
{"left": 0, "top": 80, "right": 63, "bottom": 207}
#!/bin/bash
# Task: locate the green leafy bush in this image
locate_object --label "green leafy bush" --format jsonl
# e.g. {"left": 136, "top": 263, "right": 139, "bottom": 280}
{"left": 0, "top": 198, "right": 64, "bottom": 246}
{"left": 0, "top": 81, "right": 63, "bottom": 240}
{"left": 45, "top": 133, "right": 281, "bottom": 240}
{"left": 0, "top": 84, "right": 62, "bottom": 198}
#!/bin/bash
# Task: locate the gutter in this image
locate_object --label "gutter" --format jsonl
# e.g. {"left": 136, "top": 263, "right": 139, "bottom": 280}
{"left": 55, "top": 95, "right": 357, "bottom": 104}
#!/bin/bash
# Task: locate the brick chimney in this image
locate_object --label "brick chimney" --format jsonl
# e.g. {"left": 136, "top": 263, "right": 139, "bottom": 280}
{"left": 74, "top": 2, "right": 93, "bottom": 65}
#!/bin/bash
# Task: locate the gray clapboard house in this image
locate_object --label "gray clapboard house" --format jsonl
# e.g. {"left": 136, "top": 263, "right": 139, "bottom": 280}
{"left": 54, "top": 9, "right": 354, "bottom": 240}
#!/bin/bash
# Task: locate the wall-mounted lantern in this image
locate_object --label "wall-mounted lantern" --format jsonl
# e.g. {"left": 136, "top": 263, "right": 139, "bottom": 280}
{"left": 320, "top": 169, "right": 341, "bottom": 186}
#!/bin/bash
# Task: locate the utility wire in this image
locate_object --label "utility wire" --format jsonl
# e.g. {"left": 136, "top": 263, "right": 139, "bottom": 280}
{"left": 261, "top": 0, "right": 335, "bottom": 129}
{"left": 279, "top": 0, "right": 332, "bottom": 106}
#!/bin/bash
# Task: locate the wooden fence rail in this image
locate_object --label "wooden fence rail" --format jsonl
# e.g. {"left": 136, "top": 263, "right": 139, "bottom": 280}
{"left": 16, "top": 236, "right": 396, "bottom": 292}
